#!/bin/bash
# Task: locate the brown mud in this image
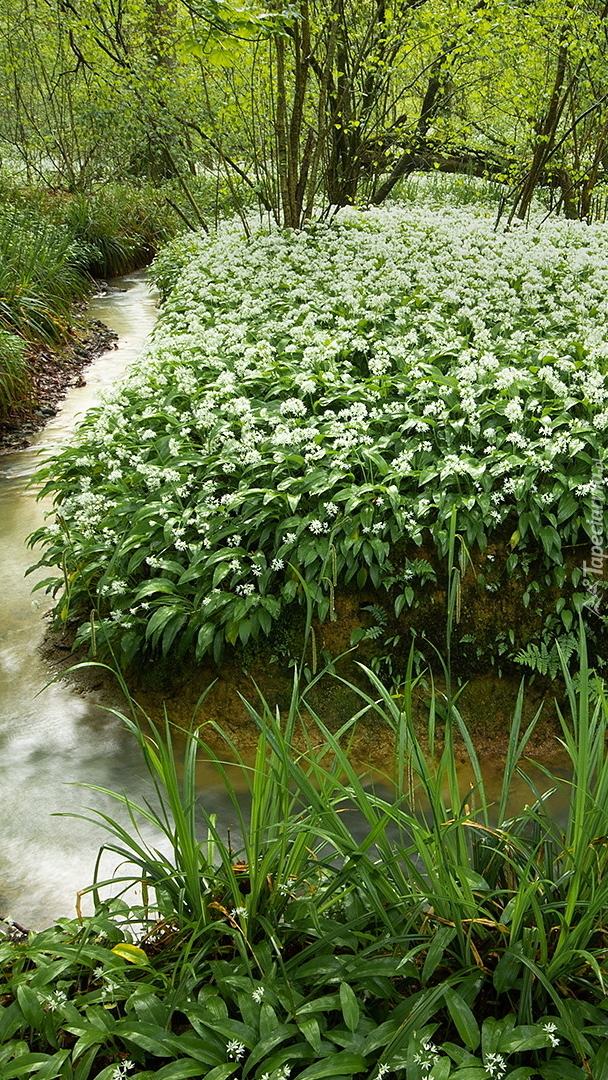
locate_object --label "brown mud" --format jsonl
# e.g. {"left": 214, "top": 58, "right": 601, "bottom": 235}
{"left": 40, "top": 602, "right": 568, "bottom": 778}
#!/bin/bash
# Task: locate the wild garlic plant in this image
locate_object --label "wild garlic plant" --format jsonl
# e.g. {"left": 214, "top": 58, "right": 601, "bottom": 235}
{"left": 29, "top": 202, "right": 608, "bottom": 665}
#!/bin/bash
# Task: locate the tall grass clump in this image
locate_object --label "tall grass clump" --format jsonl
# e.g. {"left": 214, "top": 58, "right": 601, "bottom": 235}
{"left": 2, "top": 636, "right": 608, "bottom": 1078}
{"left": 0, "top": 206, "right": 90, "bottom": 345}
{"left": 0, "top": 328, "right": 29, "bottom": 417}
{"left": 53, "top": 184, "right": 178, "bottom": 278}
{"left": 0, "top": 172, "right": 186, "bottom": 420}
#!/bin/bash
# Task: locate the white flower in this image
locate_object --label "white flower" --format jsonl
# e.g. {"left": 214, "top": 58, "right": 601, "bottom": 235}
{"left": 101, "top": 979, "right": 121, "bottom": 1000}
{"left": 484, "top": 1052, "right": 507, "bottom": 1079}
{"left": 47, "top": 989, "right": 68, "bottom": 1010}
{"left": 252, "top": 986, "right": 265, "bottom": 1003}
{"left": 226, "top": 1039, "right": 246, "bottom": 1060}
{"left": 542, "top": 1021, "right": 560, "bottom": 1047}
{"left": 308, "top": 519, "right": 326, "bottom": 534}
{"left": 280, "top": 397, "right": 306, "bottom": 416}
{"left": 271, "top": 558, "right": 284, "bottom": 570}
{"left": 111, "top": 1063, "right": 134, "bottom": 1080}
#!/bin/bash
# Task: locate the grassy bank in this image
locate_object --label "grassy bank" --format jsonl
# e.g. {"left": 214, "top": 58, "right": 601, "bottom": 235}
{"left": 1, "top": 643, "right": 608, "bottom": 1079}
{"left": 27, "top": 195, "right": 608, "bottom": 677}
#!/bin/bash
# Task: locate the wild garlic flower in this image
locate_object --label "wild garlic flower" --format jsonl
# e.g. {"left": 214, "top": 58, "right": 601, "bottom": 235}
{"left": 47, "top": 989, "right": 68, "bottom": 1010}
{"left": 413, "top": 1036, "right": 441, "bottom": 1073}
{"left": 543, "top": 1021, "right": 560, "bottom": 1047}
{"left": 33, "top": 199, "right": 608, "bottom": 671}
{"left": 484, "top": 1052, "right": 507, "bottom": 1079}
{"left": 111, "top": 1063, "right": 134, "bottom": 1079}
{"left": 226, "top": 1040, "right": 246, "bottom": 1060}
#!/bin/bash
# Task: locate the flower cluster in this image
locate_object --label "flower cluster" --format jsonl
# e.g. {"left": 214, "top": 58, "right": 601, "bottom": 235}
{"left": 30, "top": 201, "right": 608, "bottom": 664}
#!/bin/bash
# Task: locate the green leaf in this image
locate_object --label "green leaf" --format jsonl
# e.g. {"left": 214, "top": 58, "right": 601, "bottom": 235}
{"left": 114, "top": 1022, "right": 174, "bottom": 1056}
{"left": 16, "top": 986, "right": 45, "bottom": 1031}
{"left": 0, "top": 1053, "right": 63, "bottom": 1079}
{"left": 0, "top": 1002, "right": 24, "bottom": 1042}
{"left": 539, "top": 1062, "right": 588, "bottom": 1079}
{"left": 242, "top": 1024, "right": 298, "bottom": 1075}
{"left": 297, "top": 1017, "right": 323, "bottom": 1053}
{"left": 422, "top": 926, "right": 455, "bottom": 983}
{"left": 444, "top": 986, "right": 480, "bottom": 1050}
{"left": 590, "top": 1042, "right": 608, "bottom": 1080}
{"left": 339, "top": 982, "right": 360, "bottom": 1034}
{"left": 153, "top": 1061, "right": 209, "bottom": 1079}
{"left": 450, "top": 1070, "right": 486, "bottom": 1080}
{"left": 296, "top": 1053, "right": 367, "bottom": 1079}
{"left": 201, "top": 1068, "right": 240, "bottom": 1080}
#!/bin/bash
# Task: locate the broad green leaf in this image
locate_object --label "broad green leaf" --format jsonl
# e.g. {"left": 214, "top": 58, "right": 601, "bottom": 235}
{"left": 16, "top": 986, "right": 45, "bottom": 1031}
{"left": 539, "top": 1062, "right": 588, "bottom": 1079}
{"left": 444, "top": 986, "right": 480, "bottom": 1051}
{"left": 114, "top": 1022, "right": 173, "bottom": 1056}
{"left": 339, "top": 982, "right": 360, "bottom": 1033}
{"left": 201, "top": 1068, "right": 240, "bottom": 1080}
{"left": 153, "top": 1061, "right": 208, "bottom": 1079}
{"left": 111, "top": 943, "right": 149, "bottom": 965}
{"left": 296, "top": 1053, "right": 367, "bottom": 1079}
{"left": 297, "top": 1017, "right": 323, "bottom": 1053}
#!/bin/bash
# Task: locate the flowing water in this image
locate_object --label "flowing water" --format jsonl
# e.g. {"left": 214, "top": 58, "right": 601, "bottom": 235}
{"left": 0, "top": 273, "right": 237, "bottom": 929}
{"left": 0, "top": 273, "right": 571, "bottom": 930}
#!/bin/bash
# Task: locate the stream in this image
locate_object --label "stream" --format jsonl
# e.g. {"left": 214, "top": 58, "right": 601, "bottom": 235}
{"left": 0, "top": 273, "right": 236, "bottom": 929}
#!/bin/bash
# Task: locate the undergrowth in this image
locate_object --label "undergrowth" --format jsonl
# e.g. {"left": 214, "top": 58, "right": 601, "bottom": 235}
{"left": 27, "top": 201, "right": 608, "bottom": 672}
{"left": 1, "top": 628, "right": 608, "bottom": 1079}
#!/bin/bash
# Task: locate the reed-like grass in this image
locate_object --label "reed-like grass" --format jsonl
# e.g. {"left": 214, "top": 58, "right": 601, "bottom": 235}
{"left": 0, "top": 632, "right": 596, "bottom": 1078}
{"left": 0, "top": 206, "right": 90, "bottom": 345}
{"left": 57, "top": 185, "right": 176, "bottom": 278}
{"left": 0, "top": 328, "right": 29, "bottom": 417}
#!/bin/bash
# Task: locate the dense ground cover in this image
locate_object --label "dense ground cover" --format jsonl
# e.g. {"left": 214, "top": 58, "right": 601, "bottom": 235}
{"left": 2, "top": 649, "right": 608, "bottom": 1080}
{"left": 29, "top": 197, "right": 608, "bottom": 674}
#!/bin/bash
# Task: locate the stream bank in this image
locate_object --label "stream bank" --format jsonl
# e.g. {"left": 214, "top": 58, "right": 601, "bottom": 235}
{"left": 0, "top": 305, "right": 118, "bottom": 456}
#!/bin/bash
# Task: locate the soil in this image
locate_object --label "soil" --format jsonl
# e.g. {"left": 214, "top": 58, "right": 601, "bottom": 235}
{"left": 0, "top": 312, "right": 118, "bottom": 455}
{"left": 39, "top": 614, "right": 568, "bottom": 774}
